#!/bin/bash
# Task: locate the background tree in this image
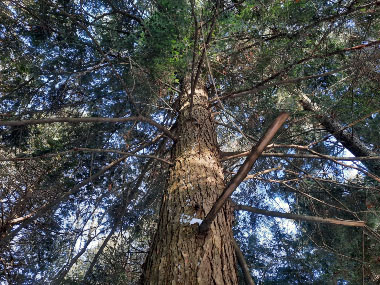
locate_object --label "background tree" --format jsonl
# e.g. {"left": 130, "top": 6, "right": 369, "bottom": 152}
{"left": 0, "top": 0, "right": 379, "bottom": 284}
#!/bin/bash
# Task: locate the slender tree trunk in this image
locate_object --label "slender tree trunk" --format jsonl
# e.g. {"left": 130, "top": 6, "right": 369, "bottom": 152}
{"left": 141, "top": 86, "right": 238, "bottom": 284}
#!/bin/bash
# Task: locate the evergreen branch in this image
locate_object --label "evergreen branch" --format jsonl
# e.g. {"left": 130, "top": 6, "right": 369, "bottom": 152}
{"left": 217, "top": 40, "right": 380, "bottom": 102}
{"left": 300, "top": 92, "right": 380, "bottom": 175}
{"left": 53, "top": 225, "right": 102, "bottom": 284}
{"left": 283, "top": 169, "right": 379, "bottom": 191}
{"left": 0, "top": 148, "right": 172, "bottom": 165}
{"left": 84, "top": 155, "right": 159, "bottom": 283}
{"left": 270, "top": 180, "right": 356, "bottom": 214}
{"left": 73, "top": 148, "right": 172, "bottom": 165}
{"left": 81, "top": 169, "right": 147, "bottom": 283}
{"left": 199, "top": 112, "right": 289, "bottom": 234}
{"left": 43, "top": 0, "right": 142, "bottom": 115}
{"left": 189, "top": 0, "right": 199, "bottom": 111}
{"left": 236, "top": 1, "right": 380, "bottom": 52}
{"left": 234, "top": 204, "right": 365, "bottom": 227}
{"left": 286, "top": 159, "right": 356, "bottom": 216}
{"left": 0, "top": 116, "right": 176, "bottom": 141}
{"left": 190, "top": 1, "right": 219, "bottom": 114}
{"left": 105, "top": 0, "right": 145, "bottom": 26}
{"left": 216, "top": 67, "right": 349, "bottom": 101}
{"left": 307, "top": 148, "right": 380, "bottom": 183}
{"left": 309, "top": 108, "right": 380, "bottom": 148}
{"left": 0, "top": 155, "right": 128, "bottom": 246}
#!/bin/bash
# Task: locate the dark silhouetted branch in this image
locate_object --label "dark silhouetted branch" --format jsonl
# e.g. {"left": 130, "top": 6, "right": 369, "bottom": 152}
{"left": 217, "top": 40, "right": 380, "bottom": 102}
{"left": 300, "top": 93, "right": 380, "bottom": 176}
{"left": 233, "top": 239, "right": 255, "bottom": 285}
{"left": 221, "top": 151, "right": 380, "bottom": 162}
{"left": 199, "top": 112, "right": 289, "bottom": 234}
{"left": 235, "top": 204, "right": 365, "bottom": 227}
{"left": 0, "top": 116, "right": 176, "bottom": 141}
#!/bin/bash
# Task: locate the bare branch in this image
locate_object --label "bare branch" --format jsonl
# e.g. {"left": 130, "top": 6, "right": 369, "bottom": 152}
{"left": 235, "top": 204, "right": 365, "bottom": 227}
{"left": 233, "top": 239, "right": 255, "bottom": 285}
{"left": 199, "top": 112, "right": 289, "bottom": 234}
{"left": 225, "top": 166, "right": 282, "bottom": 181}
{"left": 221, "top": 151, "right": 380, "bottom": 162}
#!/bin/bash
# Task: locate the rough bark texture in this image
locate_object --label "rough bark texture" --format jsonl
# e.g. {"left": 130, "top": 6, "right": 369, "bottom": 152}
{"left": 141, "top": 87, "right": 238, "bottom": 284}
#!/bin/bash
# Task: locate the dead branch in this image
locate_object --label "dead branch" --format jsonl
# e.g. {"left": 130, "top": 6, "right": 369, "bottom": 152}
{"left": 235, "top": 204, "right": 365, "bottom": 227}
{"left": 199, "top": 112, "right": 289, "bottom": 234}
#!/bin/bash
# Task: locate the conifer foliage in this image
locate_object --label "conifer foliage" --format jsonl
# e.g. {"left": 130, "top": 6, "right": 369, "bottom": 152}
{"left": 0, "top": 0, "right": 379, "bottom": 284}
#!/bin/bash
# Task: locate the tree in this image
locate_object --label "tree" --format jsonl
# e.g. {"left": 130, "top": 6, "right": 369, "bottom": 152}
{"left": 1, "top": 0, "right": 380, "bottom": 284}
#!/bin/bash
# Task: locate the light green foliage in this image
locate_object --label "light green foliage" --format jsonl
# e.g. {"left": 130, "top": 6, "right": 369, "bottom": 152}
{"left": 138, "top": 0, "right": 193, "bottom": 81}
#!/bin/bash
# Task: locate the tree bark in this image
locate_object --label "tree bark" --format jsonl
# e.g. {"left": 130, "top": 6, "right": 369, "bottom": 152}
{"left": 141, "top": 86, "right": 238, "bottom": 284}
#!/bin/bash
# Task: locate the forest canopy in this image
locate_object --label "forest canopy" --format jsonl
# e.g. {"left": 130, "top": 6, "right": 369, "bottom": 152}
{"left": 0, "top": 0, "right": 379, "bottom": 284}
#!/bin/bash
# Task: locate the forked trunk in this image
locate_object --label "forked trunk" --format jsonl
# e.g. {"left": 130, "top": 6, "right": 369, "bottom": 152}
{"left": 141, "top": 86, "right": 238, "bottom": 284}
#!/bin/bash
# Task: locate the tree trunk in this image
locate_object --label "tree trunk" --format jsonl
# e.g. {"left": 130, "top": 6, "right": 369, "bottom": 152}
{"left": 141, "top": 86, "right": 238, "bottom": 284}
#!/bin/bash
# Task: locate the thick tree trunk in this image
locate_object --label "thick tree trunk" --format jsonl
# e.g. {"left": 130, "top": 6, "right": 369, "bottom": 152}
{"left": 141, "top": 87, "right": 238, "bottom": 284}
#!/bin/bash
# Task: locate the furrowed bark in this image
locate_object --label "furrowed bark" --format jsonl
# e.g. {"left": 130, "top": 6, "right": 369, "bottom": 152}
{"left": 199, "top": 112, "right": 289, "bottom": 234}
{"left": 141, "top": 87, "right": 237, "bottom": 284}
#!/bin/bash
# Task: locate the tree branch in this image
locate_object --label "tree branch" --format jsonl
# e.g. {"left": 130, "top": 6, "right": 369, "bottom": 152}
{"left": 105, "top": 0, "right": 145, "bottom": 26}
{"left": 221, "top": 151, "right": 380, "bottom": 162}
{"left": 235, "top": 1, "right": 380, "bottom": 53}
{"left": 216, "top": 67, "right": 349, "bottom": 101}
{"left": 216, "top": 40, "right": 380, "bottom": 102}
{"left": 233, "top": 239, "right": 255, "bottom": 285}
{"left": 0, "top": 116, "right": 176, "bottom": 141}
{"left": 199, "top": 112, "right": 289, "bottom": 234}
{"left": 234, "top": 204, "right": 365, "bottom": 227}
{"left": 300, "top": 93, "right": 380, "bottom": 176}
{"left": 81, "top": 146, "right": 160, "bottom": 283}
{"left": 0, "top": 155, "right": 128, "bottom": 246}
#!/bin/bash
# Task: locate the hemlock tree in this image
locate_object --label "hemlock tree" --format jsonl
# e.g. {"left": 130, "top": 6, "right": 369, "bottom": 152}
{"left": 0, "top": 0, "right": 380, "bottom": 284}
